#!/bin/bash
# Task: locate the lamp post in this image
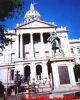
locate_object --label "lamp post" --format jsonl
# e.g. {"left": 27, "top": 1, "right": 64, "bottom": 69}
{"left": 16, "top": 70, "right": 20, "bottom": 100}
{"left": 15, "top": 70, "right": 25, "bottom": 100}
{"left": 3, "top": 67, "right": 9, "bottom": 100}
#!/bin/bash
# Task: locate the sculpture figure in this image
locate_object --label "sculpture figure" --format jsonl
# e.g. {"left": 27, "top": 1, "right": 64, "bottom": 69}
{"left": 47, "top": 31, "right": 64, "bottom": 56}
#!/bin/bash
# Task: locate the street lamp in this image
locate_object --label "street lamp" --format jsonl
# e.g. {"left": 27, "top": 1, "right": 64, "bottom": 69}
{"left": 15, "top": 70, "right": 20, "bottom": 100}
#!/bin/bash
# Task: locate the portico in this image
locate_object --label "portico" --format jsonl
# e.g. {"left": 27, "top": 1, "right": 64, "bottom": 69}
{"left": 16, "top": 32, "right": 51, "bottom": 60}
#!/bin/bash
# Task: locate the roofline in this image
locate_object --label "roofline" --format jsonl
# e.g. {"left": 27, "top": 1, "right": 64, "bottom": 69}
{"left": 16, "top": 26, "right": 56, "bottom": 30}
{"left": 15, "top": 19, "right": 57, "bottom": 29}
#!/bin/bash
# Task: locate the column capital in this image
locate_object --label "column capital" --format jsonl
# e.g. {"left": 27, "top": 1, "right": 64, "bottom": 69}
{"left": 40, "top": 32, "right": 43, "bottom": 34}
{"left": 30, "top": 32, "right": 33, "bottom": 35}
{"left": 20, "top": 34, "right": 23, "bottom": 36}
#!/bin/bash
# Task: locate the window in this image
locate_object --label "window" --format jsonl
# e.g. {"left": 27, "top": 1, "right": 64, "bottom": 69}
{"left": 71, "top": 48, "right": 74, "bottom": 54}
{"left": 77, "top": 48, "right": 80, "bottom": 54}
{"left": 35, "top": 51, "right": 39, "bottom": 58}
{"left": 10, "top": 70, "right": 14, "bottom": 80}
{"left": 25, "top": 52, "right": 30, "bottom": 59}
{"left": 28, "top": 19, "right": 30, "bottom": 21}
{"left": 45, "top": 51, "right": 49, "bottom": 57}
{"left": 0, "top": 48, "right": 2, "bottom": 51}
{"left": 43, "top": 33, "right": 50, "bottom": 43}
{"left": 0, "top": 53, "right": 3, "bottom": 56}
{"left": 11, "top": 53, "right": 15, "bottom": 63}
{"left": 0, "top": 53, "right": 3, "bottom": 61}
{"left": 11, "top": 40, "right": 15, "bottom": 48}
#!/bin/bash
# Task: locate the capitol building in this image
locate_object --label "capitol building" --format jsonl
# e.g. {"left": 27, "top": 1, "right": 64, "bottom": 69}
{"left": 0, "top": 3, "right": 80, "bottom": 91}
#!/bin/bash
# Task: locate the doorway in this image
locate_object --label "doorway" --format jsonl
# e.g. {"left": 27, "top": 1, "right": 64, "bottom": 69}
{"left": 24, "top": 65, "right": 30, "bottom": 83}
{"left": 36, "top": 65, "right": 42, "bottom": 80}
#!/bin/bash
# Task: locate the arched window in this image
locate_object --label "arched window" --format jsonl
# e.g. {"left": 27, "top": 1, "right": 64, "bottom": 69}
{"left": 36, "top": 65, "right": 42, "bottom": 80}
{"left": 24, "top": 65, "right": 30, "bottom": 83}
{"left": 10, "top": 69, "right": 14, "bottom": 80}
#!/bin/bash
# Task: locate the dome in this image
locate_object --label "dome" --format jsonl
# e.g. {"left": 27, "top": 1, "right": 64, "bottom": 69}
{"left": 24, "top": 3, "right": 42, "bottom": 22}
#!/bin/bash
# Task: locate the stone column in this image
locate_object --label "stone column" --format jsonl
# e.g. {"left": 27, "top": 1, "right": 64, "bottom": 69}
{"left": 42, "top": 62, "right": 49, "bottom": 79}
{"left": 68, "top": 61, "right": 76, "bottom": 86}
{"left": 7, "top": 68, "right": 10, "bottom": 84}
{"left": 30, "top": 33, "right": 34, "bottom": 59}
{"left": 74, "top": 47, "right": 78, "bottom": 63}
{"left": 51, "top": 62, "right": 60, "bottom": 89}
{"left": 40, "top": 33, "right": 45, "bottom": 58}
{"left": 16, "top": 34, "right": 19, "bottom": 58}
{"left": 30, "top": 63, "right": 36, "bottom": 83}
{"left": 20, "top": 34, "right": 23, "bottom": 59}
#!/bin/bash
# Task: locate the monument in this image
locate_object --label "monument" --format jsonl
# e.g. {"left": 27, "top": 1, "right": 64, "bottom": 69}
{"left": 47, "top": 31, "right": 64, "bottom": 56}
{"left": 47, "top": 31, "right": 76, "bottom": 90}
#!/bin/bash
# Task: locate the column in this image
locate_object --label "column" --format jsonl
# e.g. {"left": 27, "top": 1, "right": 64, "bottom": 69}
{"left": 30, "top": 33, "right": 34, "bottom": 59}
{"left": 74, "top": 47, "right": 78, "bottom": 63}
{"left": 68, "top": 61, "right": 76, "bottom": 86}
{"left": 30, "top": 63, "right": 36, "bottom": 83}
{"left": 42, "top": 62, "right": 49, "bottom": 79}
{"left": 20, "top": 34, "right": 23, "bottom": 59}
{"left": 51, "top": 62, "right": 60, "bottom": 89}
{"left": 16, "top": 34, "right": 19, "bottom": 58}
{"left": 40, "top": 33, "right": 45, "bottom": 58}
{"left": 7, "top": 68, "right": 10, "bottom": 85}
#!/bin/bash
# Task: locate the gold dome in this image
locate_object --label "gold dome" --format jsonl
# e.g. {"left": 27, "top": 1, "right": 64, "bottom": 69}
{"left": 24, "top": 3, "right": 41, "bottom": 22}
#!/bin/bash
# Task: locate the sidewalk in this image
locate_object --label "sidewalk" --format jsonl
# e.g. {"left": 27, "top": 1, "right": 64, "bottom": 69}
{"left": 0, "top": 95, "right": 22, "bottom": 100}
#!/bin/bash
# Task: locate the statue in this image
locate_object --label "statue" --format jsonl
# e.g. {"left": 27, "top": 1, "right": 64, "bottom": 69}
{"left": 47, "top": 31, "right": 64, "bottom": 56}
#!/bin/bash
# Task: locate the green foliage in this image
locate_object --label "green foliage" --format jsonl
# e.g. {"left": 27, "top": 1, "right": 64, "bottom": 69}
{"left": 0, "top": 25, "right": 5, "bottom": 43}
{"left": 74, "top": 64, "right": 80, "bottom": 82}
{"left": 4, "top": 38, "right": 12, "bottom": 46}
{"left": 0, "top": 0, "right": 24, "bottom": 21}
{"left": 0, "top": 26, "right": 12, "bottom": 46}
{"left": 0, "top": 0, "right": 24, "bottom": 46}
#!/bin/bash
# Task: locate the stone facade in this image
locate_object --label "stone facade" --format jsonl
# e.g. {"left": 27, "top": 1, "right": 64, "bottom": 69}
{"left": 0, "top": 3, "right": 80, "bottom": 90}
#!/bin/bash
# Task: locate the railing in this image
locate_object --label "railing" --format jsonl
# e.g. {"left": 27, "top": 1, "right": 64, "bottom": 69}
{"left": 22, "top": 85, "right": 52, "bottom": 98}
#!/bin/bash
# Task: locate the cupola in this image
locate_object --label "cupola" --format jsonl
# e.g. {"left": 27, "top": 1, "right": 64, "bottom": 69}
{"left": 24, "top": 3, "right": 42, "bottom": 22}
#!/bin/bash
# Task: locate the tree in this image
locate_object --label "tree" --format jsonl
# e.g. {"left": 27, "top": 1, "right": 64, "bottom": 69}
{"left": 74, "top": 64, "right": 80, "bottom": 82}
{"left": 0, "top": 0, "right": 24, "bottom": 45}
{"left": 0, "top": 81, "right": 5, "bottom": 97}
{"left": 0, "top": 0, "right": 24, "bottom": 21}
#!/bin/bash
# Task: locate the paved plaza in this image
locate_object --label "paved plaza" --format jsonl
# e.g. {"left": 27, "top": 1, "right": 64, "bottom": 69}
{"left": 0, "top": 95, "right": 22, "bottom": 100}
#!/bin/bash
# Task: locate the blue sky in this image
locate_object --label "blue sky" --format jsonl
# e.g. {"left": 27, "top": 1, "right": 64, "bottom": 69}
{"left": 2, "top": 0, "right": 80, "bottom": 39}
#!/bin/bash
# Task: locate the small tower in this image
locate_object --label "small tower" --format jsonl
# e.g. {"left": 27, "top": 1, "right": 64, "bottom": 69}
{"left": 24, "top": 3, "right": 42, "bottom": 23}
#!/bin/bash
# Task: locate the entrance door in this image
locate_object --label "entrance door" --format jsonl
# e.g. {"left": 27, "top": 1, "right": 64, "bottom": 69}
{"left": 24, "top": 66, "right": 30, "bottom": 83}
{"left": 36, "top": 65, "right": 42, "bottom": 80}
{"left": 47, "top": 60, "right": 54, "bottom": 87}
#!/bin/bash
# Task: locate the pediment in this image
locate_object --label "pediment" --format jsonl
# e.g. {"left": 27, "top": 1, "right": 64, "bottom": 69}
{"left": 16, "top": 20, "right": 56, "bottom": 29}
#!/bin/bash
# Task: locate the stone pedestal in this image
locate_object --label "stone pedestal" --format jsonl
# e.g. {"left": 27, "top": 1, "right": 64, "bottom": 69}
{"left": 48, "top": 56, "right": 76, "bottom": 89}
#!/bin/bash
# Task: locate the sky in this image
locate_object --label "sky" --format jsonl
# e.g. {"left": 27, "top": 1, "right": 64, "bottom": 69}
{"left": 2, "top": 0, "right": 80, "bottom": 39}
